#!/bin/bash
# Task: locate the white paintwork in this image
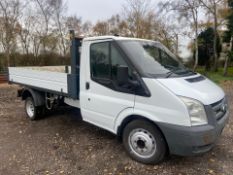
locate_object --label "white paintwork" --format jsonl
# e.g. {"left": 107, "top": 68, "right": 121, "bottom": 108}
{"left": 114, "top": 76, "right": 225, "bottom": 130}
{"left": 113, "top": 78, "right": 191, "bottom": 131}
{"left": 79, "top": 40, "right": 135, "bottom": 133}
{"left": 84, "top": 35, "right": 160, "bottom": 43}
{"left": 135, "top": 78, "right": 191, "bottom": 126}
{"left": 157, "top": 74, "right": 225, "bottom": 105}
{"left": 9, "top": 36, "right": 227, "bottom": 135}
{"left": 9, "top": 66, "right": 68, "bottom": 94}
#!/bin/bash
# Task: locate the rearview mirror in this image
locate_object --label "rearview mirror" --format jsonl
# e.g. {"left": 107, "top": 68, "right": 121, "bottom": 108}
{"left": 117, "top": 66, "right": 129, "bottom": 85}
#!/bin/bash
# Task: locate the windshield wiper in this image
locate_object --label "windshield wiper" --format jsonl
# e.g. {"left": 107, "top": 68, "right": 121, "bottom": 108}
{"left": 166, "top": 71, "right": 176, "bottom": 78}
{"left": 166, "top": 67, "right": 195, "bottom": 78}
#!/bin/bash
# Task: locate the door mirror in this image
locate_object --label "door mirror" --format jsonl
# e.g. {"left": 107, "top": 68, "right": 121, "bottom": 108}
{"left": 117, "top": 66, "right": 129, "bottom": 85}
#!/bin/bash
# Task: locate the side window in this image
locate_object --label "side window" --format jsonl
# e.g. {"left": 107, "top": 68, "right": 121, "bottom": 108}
{"left": 111, "top": 44, "right": 129, "bottom": 80}
{"left": 90, "top": 42, "right": 110, "bottom": 79}
{"left": 90, "top": 41, "right": 135, "bottom": 92}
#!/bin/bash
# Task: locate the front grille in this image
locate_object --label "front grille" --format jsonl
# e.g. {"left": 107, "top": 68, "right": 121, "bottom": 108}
{"left": 211, "top": 98, "right": 227, "bottom": 121}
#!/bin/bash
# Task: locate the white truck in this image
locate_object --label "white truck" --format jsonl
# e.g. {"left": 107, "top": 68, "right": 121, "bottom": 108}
{"left": 8, "top": 32, "right": 229, "bottom": 164}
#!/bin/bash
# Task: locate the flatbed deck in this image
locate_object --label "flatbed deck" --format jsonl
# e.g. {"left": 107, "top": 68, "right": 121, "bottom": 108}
{"left": 8, "top": 66, "right": 70, "bottom": 94}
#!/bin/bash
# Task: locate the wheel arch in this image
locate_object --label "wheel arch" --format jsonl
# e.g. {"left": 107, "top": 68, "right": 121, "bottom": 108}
{"left": 117, "top": 115, "right": 150, "bottom": 137}
{"left": 115, "top": 109, "right": 168, "bottom": 148}
{"left": 21, "top": 88, "right": 45, "bottom": 107}
{"left": 116, "top": 114, "right": 170, "bottom": 153}
{"left": 115, "top": 108, "right": 161, "bottom": 135}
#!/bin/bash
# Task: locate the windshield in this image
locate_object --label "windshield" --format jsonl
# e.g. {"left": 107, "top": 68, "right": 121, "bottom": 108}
{"left": 119, "top": 40, "right": 195, "bottom": 78}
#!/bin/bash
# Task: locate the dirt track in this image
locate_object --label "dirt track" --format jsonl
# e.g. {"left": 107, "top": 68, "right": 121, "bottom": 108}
{"left": 0, "top": 83, "right": 232, "bottom": 175}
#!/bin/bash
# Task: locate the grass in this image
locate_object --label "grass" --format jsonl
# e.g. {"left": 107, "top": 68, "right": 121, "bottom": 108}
{"left": 196, "top": 67, "right": 233, "bottom": 84}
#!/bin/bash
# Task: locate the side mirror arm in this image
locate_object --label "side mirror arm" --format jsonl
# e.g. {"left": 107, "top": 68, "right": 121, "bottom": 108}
{"left": 128, "top": 79, "right": 140, "bottom": 88}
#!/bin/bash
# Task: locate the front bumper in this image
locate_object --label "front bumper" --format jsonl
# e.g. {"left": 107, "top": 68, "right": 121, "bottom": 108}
{"left": 157, "top": 107, "right": 229, "bottom": 156}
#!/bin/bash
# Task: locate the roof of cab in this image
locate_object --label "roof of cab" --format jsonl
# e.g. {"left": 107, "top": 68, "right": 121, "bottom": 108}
{"left": 83, "top": 35, "right": 160, "bottom": 44}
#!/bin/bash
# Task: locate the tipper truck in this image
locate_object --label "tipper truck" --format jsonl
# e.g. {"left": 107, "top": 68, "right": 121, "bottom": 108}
{"left": 8, "top": 31, "right": 229, "bottom": 164}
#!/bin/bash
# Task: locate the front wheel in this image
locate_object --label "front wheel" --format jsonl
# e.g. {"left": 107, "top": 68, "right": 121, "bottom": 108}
{"left": 25, "top": 97, "right": 44, "bottom": 120}
{"left": 123, "top": 120, "right": 167, "bottom": 164}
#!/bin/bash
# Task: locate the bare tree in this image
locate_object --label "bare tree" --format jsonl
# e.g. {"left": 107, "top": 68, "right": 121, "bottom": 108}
{"left": 32, "top": 32, "right": 41, "bottom": 60}
{"left": 19, "top": 1, "right": 43, "bottom": 62}
{"left": 18, "top": 7, "right": 35, "bottom": 57}
{"left": 107, "top": 15, "right": 121, "bottom": 35}
{"left": 122, "top": 0, "right": 178, "bottom": 51}
{"left": 123, "top": 0, "right": 156, "bottom": 38}
{"left": 161, "top": 0, "right": 201, "bottom": 71}
{"left": 223, "top": 37, "right": 233, "bottom": 76}
{"left": 0, "top": 0, "right": 22, "bottom": 66}
{"left": 33, "top": 0, "right": 54, "bottom": 54}
{"left": 117, "top": 20, "right": 130, "bottom": 36}
{"left": 106, "top": 15, "right": 130, "bottom": 36}
{"left": 51, "top": 0, "right": 68, "bottom": 56}
{"left": 199, "top": 0, "right": 225, "bottom": 71}
{"left": 93, "top": 21, "right": 109, "bottom": 36}
{"left": 82, "top": 21, "right": 93, "bottom": 36}
{"left": 66, "top": 15, "right": 82, "bottom": 35}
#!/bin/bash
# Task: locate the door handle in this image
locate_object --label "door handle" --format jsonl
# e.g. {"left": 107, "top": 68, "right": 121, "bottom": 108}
{"left": 86, "top": 82, "right": 90, "bottom": 90}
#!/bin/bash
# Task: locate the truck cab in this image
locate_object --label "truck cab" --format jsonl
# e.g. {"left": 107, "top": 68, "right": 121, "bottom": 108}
{"left": 9, "top": 35, "right": 229, "bottom": 164}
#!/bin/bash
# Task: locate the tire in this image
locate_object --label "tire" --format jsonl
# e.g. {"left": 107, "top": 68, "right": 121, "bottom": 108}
{"left": 25, "top": 97, "right": 44, "bottom": 120}
{"left": 123, "top": 120, "right": 167, "bottom": 164}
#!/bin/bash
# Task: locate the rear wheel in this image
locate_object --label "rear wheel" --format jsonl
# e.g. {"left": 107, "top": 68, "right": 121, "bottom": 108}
{"left": 123, "top": 120, "right": 167, "bottom": 164}
{"left": 25, "top": 97, "right": 44, "bottom": 120}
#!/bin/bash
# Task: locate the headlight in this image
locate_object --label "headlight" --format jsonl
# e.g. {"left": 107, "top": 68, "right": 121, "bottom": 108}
{"left": 179, "top": 96, "right": 208, "bottom": 126}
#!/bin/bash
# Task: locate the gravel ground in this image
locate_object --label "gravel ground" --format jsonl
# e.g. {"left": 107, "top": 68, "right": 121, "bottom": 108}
{"left": 0, "top": 83, "right": 232, "bottom": 175}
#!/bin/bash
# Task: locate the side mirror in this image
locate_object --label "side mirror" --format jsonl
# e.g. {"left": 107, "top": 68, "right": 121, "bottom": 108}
{"left": 117, "top": 66, "right": 129, "bottom": 85}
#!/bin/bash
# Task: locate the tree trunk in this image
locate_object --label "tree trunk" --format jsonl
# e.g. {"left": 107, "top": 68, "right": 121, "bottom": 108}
{"left": 60, "top": 33, "right": 66, "bottom": 56}
{"left": 6, "top": 47, "right": 10, "bottom": 67}
{"left": 224, "top": 36, "right": 233, "bottom": 76}
{"left": 175, "top": 34, "right": 179, "bottom": 56}
{"left": 213, "top": 5, "right": 218, "bottom": 72}
{"left": 193, "top": 38, "right": 199, "bottom": 71}
{"left": 205, "top": 59, "right": 211, "bottom": 73}
{"left": 231, "top": 36, "right": 233, "bottom": 52}
{"left": 223, "top": 56, "right": 229, "bottom": 76}
{"left": 193, "top": 16, "right": 199, "bottom": 72}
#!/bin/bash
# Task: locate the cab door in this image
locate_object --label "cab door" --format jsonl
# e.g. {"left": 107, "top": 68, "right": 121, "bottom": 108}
{"left": 80, "top": 40, "right": 135, "bottom": 132}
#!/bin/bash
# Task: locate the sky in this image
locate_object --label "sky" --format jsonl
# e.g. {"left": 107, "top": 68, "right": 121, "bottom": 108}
{"left": 67, "top": 0, "right": 126, "bottom": 23}
{"left": 67, "top": 0, "right": 191, "bottom": 59}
